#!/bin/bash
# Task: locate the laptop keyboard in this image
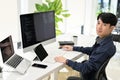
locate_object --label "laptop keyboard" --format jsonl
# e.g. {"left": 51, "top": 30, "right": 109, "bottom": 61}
{"left": 6, "top": 54, "right": 23, "bottom": 68}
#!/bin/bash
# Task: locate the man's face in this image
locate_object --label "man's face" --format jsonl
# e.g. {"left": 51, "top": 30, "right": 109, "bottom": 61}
{"left": 96, "top": 19, "right": 114, "bottom": 38}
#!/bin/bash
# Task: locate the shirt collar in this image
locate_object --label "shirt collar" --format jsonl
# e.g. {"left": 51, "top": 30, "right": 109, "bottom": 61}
{"left": 96, "top": 34, "right": 112, "bottom": 45}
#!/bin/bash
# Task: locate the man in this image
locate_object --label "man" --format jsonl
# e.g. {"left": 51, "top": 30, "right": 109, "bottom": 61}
{"left": 54, "top": 13, "right": 117, "bottom": 80}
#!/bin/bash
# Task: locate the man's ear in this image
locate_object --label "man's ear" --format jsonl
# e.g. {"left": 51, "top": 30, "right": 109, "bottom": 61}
{"left": 110, "top": 26, "right": 115, "bottom": 30}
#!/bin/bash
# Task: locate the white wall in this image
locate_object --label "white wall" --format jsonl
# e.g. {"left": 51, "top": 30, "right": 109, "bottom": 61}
{"left": 84, "top": 0, "right": 98, "bottom": 36}
{"left": 110, "top": 0, "right": 118, "bottom": 14}
{"left": 63, "top": 0, "right": 85, "bottom": 34}
{"left": 0, "top": 0, "right": 19, "bottom": 67}
{"left": 20, "top": 0, "right": 42, "bottom": 14}
{"left": 28, "top": 0, "right": 42, "bottom": 13}
{"left": 64, "top": 0, "right": 97, "bottom": 35}
{"left": 0, "top": 0, "right": 19, "bottom": 42}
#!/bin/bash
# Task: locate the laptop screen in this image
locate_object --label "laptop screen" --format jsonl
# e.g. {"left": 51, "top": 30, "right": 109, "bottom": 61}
{"left": 0, "top": 35, "right": 14, "bottom": 63}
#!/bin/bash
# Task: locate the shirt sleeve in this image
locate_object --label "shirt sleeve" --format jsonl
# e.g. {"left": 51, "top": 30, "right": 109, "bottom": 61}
{"left": 66, "top": 59, "right": 96, "bottom": 75}
{"left": 73, "top": 46, "right": 93, "bottom": 55}
{"left": 66, "top": 51, "right": 105, "bottom": 75}
{"left": 66, "top": 46, "right": 115, "bottom": 75}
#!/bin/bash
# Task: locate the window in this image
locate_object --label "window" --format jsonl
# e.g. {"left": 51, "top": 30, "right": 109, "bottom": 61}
{"left": 60, "top": 0, "right": 85, "bottom": 34}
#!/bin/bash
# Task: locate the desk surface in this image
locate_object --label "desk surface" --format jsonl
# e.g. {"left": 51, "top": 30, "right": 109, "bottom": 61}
{"left": 1, "top": 34, "right": 96, "bottom": 80}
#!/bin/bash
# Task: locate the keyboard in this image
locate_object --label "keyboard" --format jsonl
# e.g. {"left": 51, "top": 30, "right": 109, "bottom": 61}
{"left": 43, "top": 49, "right": 66, "bottom": 63}
{"left": 43, "top": 55, "right": 56, "bottom": 63}
{"left": 6, "top": 54, "right": 23, "bottom": 68}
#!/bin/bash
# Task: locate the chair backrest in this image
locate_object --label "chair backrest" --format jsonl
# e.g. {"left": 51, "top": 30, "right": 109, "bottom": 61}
{"left": 112, "top": 34, "right": 120, "bottom": 42}
{"left": 95, "top": 58, "right": 110, "bottom": 80}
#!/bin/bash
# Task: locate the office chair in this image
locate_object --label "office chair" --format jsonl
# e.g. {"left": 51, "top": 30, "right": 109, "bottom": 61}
{"left": 95, "top": 58, "right": 110, "bottom": 80}
{"left": 112, "top": 34, "right": 120, "bottom": 43}
{"left": 67, "top": 59, "right": 110, "bottom": 80}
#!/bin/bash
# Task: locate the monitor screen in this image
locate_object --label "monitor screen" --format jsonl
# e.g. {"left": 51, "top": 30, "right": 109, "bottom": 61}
{"left": 0, "top": 35, "right": 14, "bottom": 63}
{"left": 20, "top": 11, "right": 56, "bottom": 52}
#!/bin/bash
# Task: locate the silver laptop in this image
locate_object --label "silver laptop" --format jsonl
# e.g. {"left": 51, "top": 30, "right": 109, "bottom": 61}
{"left": 33, "top": 44, "right": 65, "bottom": 63}
{"left": 0, "top": 35, "right": 31, "bottom": 74}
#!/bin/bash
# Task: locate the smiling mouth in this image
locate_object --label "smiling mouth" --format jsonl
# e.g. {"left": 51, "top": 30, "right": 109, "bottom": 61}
{"left": 98, "top": 31, "right": 102, "bottom": 32}
{"left": 97, "top": 30, "right": 102, "bottom": 32}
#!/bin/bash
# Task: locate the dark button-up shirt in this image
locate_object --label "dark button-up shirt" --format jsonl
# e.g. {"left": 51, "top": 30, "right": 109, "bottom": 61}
{"left": 66, "top": 35, "right": 116, "bottom": 80}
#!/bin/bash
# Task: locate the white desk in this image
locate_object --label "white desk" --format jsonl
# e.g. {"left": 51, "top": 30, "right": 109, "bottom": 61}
{"left": 1, "top": 34, "right": 96, "bottom": 80}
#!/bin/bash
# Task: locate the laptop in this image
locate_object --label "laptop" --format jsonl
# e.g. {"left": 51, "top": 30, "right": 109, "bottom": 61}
{"left": 0, "top": 35, "right": 31, "bottom": 74}
{"left": 34, "top": 44, "right": 65, "bottom": 63}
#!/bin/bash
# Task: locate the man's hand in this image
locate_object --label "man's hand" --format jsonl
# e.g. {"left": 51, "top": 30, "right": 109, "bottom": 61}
{"left": 61, "top": 45, "right": 73, "bottom": 51}
{"left": 54, "top": 56, "right": 67, "bottom": 64}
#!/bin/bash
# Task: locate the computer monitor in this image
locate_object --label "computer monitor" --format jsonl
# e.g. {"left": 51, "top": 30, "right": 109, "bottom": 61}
{"left": 20, "top": 11, "right": 56, "bottom": 52}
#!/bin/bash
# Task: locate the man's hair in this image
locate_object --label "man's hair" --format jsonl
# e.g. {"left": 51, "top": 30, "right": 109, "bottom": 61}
{"left": 97, "top": 13, "right": 117, "bottom": 26}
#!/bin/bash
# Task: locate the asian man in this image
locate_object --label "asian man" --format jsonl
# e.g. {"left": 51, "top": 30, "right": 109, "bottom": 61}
{"left": 55, "top": 12, "right": 118, "bottom": 80}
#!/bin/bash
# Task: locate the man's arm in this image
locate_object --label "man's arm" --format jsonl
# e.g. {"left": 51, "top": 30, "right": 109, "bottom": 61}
{"left": 61, "top": 45, "right": 93, "bottom": 55}
{"left": 73, "top": 46, "right": 93, "bottom": 55}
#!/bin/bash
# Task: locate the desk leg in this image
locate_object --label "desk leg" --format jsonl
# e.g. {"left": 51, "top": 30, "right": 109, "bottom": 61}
{"left": 49, "top": 70, "right": 59, "bottom": 80}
